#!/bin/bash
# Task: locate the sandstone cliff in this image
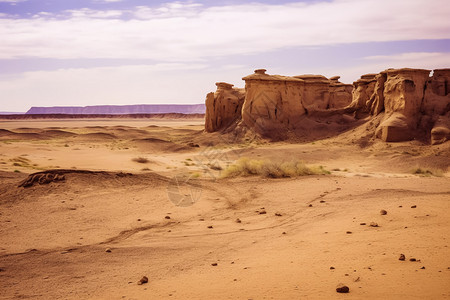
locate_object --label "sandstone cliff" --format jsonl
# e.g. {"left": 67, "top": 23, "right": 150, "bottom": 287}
{"left": 205, "top": 68, "right": 450, "bottom": 145}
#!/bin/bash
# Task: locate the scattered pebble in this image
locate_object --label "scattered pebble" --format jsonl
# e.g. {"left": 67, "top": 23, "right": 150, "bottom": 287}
{"left": 420, "top": 266, "right": 426, "bottom": 269}
{"left": 207, "top": 225, "right": 213, "bottom": 229}
{"left": 211, "top": 263, "right": 218, "bottom": 266}
{"left": 410, "top": 258, "right": 417, "bottom": 262}
{"left": 330, "top": 266, "right": 335, "bottom": 270}
{"left": 259, "top": 210, "right": 267, "bottom": 215}
{"left": 380, "top": 209, "right": 387, "bottom": 215}
{"left": 308, "top": 204, "right": 313, "bottom": 207}
{"left": 369, "top": 222, "right": 379, "bottom": 227}
{"left": 336, "top": 284, "right": 349, "bottom": 293}
{"left": 346, "top": 231, "right": 352, "bottom": 234}
{"left": 411, "top": 205, "right": 417, "bottom": 208}
{"left": 137, "top": 276, "right": 148, "bottom": 285}
{"left": 165, "top": 216, "right": 171, "bottom": 220}
{"left": 282, "top": 232, "right": 286, "bottom": 235}
{"left": 320, "top": 200, "right": 326, "bottom": 203}
{"left": 275, "top": 213, "right": 282, "bottom": 217}
{"left": 105, "top": 248, "right": 112, "bottom": 253}
{"left": 399, "top": 254, "right": 405, "bottom": 261}
{"left": 399, "top": 205, "right": 403, "bottom": 208}
{"left": 360, "top": 223, "right": 366, "bottom": 225}
{"left": 137, "top": 219, "right": 141, "bottom": 221}
{"left": 236, "top": 218, "right": 242, "bottom": 223}
{"left": 199, "top": 218, "right": 205, "bottom": 221}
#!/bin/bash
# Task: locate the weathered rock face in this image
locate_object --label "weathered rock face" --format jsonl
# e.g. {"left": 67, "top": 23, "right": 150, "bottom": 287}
{"left": 204, "top": 82, "right": 245, "bottom": 132}
{"left": 241, "top": 69, "right": 305, "bottom": 134}
{"left": 205, "top": 68, "right": 450, "bottom": 144}
{"left": 349, "top": 73, "right": 377, "bottom": 113}
{"left": 431, "top": 112, "right": 450, "bottom": 145}
{"left": 293, "top": 75, "right": 330, "bottom": 111}
{"left": 376, "top": 68, "right": 431, "bottom": 142}
{"left": 328, "top": 76, "right": 353, "bottom": 109}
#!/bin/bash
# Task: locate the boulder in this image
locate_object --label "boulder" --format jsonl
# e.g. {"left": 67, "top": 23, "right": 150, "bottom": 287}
{"left": 431, "top": 112, "right": 450, "bottom": 145}
{"left": 205, "top": 82, "right": 245, "bottom": 132}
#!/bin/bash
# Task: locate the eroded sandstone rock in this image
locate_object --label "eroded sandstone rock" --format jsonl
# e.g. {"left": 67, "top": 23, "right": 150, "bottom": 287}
{"left": 205, "top": 82, "right": 245, "bottom": 132}
{"left": 241, "top": 69, "right": 305, "bottom": 134}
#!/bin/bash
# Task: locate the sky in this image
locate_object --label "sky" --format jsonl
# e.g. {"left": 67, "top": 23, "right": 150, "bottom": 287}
{"left": 0, "top": 0, "right": 449, "bottom": 112}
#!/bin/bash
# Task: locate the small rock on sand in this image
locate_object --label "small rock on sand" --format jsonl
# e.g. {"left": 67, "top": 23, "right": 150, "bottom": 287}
{"left": 346, "top": 231, "right": 352, "bottom": 234}
{"left": 336, "top": 284, "right": 350, "bottom": 293}
{"left": 399, "top": 254, "right": 405, "bottom": 261}
{"left": 360, "top": 222, "right": 366, "bottom": 225}
{"left": 411, "top": 205, "right": 417, "bottom": 208}
{"left": 308, "top": 204, "right": 313, "bottom": 207}
{"left": 105, "top": 248, "right": 112, "bottom": 253}
{"left": 137, "top": 276, "right": 148, "bottom": 285}
{"left": 380, "top": 209, "right": 387, "bottom": 215}
{"left": 259, "top": 210, "right": 267, "bottom": 215}
{"left": 165, "top": 216, "right": 171, "bottom": 219}
{"left": 410, "top": 258, "right": 417, "bottom": 262}
{"left": 275, "top": 213, "right": 282, "bottom": 217}
{"left": 207, "top": 225, "right": 213, "bottom": 229}
{"left": 330, "top": 266, "right": 335, "bottom": 270}
{"left": 369, "top": 222, "right": 379, "bottom": 227}
{"left": 211, "top": 263, "right": 218, "bottom": 266}
{"left": 236, "top": 218, "right": 242, "bottom": 223}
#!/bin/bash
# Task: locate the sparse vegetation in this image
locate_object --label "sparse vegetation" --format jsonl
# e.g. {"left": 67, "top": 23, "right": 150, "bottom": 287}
{"left": 208, "top": 163, "right": 223, "bottom": 171}
{"left": 132, "top": 157, "right": 150, "bottom": 164}
{"left": 411, "top": 167, "right": 443, "bottom": 177}
{"left": 221, "top": 158, "right": 330, "bottom": 178}
{"left": 10, "top": 156, "right": 33, "bottom": 168}
{"left": 191, "top": 172, "right": 201, "bottom": 178}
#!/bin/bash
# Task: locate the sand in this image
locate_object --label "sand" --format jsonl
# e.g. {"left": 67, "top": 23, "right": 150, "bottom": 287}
{"left": 0, "top": 118, "right": 449, "bottom": 299}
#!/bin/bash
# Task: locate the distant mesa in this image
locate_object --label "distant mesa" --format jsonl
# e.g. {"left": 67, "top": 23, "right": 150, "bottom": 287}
{"left": 204, "top": 68, "right": 450, "bottom": 145}
{"left": 26, "top": 104, "right": 206, "bottom": 115}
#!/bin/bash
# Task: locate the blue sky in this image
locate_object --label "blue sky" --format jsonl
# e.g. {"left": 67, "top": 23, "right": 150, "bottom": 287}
{"left": 0, "top": 0, "right": 449, "bottom": 112}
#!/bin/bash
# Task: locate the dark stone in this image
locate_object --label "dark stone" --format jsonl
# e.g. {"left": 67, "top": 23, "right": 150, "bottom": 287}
{"left": 336, "top": 284, "right": 350, "bottom": 293}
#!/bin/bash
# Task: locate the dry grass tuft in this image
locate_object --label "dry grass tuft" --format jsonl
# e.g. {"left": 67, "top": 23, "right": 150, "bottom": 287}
{"left": 132, "top": 157, "right": 150, "bottom": 164}
{"left": 222, "top": 158, "right": 330, "bottom": 178}
{"left": 411, "top": 167, "right": 443, "bottom": 177}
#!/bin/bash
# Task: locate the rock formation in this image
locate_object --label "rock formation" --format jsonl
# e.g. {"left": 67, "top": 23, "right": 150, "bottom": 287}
{"left": 205, "top": 82, "right": 245, "bottom": 132}
{"left": 204, "top": 67, "right": 450, "bottom": 144}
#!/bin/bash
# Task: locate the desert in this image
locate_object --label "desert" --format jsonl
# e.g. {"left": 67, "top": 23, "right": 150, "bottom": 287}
{"left": 1, "top": 0, "right": 450, "bottom": 299}
{"left": 0, "top": 67, "right": 449, "bottom": 299}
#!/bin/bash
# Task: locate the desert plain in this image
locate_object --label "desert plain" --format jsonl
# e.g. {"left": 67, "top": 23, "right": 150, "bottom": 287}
{"left": 0, "top": 117, "right": 449, "bottom": 300}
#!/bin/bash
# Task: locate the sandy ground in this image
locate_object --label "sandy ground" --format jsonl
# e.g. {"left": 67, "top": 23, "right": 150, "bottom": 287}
{"left": 0, "top": 118, "right": 449, "bottom": 299}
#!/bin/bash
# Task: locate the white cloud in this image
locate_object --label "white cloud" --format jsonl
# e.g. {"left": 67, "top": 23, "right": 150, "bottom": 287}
{"left": 0, "top": 0, "right": 448, "bottom": 60}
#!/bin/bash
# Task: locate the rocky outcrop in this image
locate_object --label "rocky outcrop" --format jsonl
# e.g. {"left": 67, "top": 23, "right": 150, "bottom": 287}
{"left": 204, "top": 67, "right": 450, "bottom": 144}
{"left": 376, "top": 68, "right": 431, "bottom": 142}
{"left": 241, "top": 69, "right": 306, "bottom": 134}
{"left": 205, "top": 82, "right": 245, "bottom": 132}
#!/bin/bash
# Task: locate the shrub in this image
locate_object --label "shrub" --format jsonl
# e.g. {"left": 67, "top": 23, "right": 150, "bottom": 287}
{"left": 222, "top": 158, "right": 330, "bottom": 178}
{"left": 132, "top": 157, "right": 149, "bottom": 164}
